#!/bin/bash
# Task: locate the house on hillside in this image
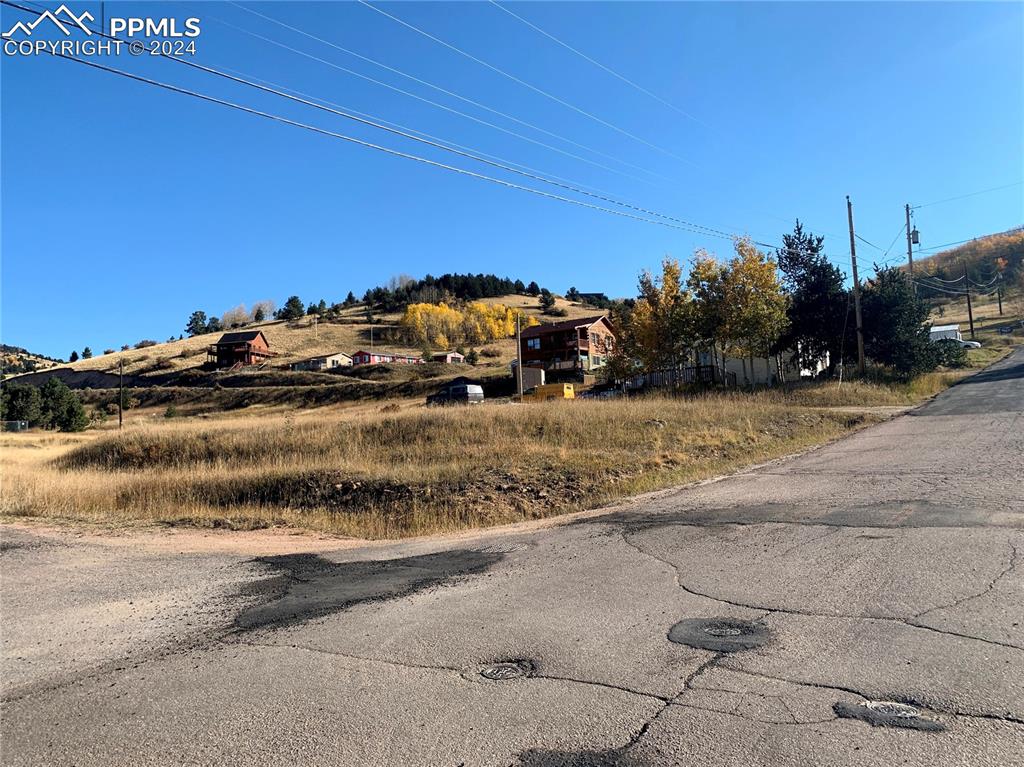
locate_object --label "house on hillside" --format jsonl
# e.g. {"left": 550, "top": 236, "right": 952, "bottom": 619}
{"left": 208, "top": 330, "right": 274, "bottom": 368}
{"left": 351, "top": 350, "right": 424, "bottom": 366}
{"left": 431, "top": 351, "right": 465, "bottom": 364}
{"left": 519, "top": 315, "right": 615, "bottom": 374}
{"left": 290, "top": 352, "right": 353, "bottom": 372}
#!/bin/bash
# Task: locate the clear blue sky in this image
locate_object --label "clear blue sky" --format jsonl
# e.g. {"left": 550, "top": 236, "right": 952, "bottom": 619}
{"left": 2, "top": 1, "right": 1022, "bottom": 359}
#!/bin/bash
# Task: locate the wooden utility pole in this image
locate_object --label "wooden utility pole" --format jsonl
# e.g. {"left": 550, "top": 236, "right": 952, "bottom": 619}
{"left": 515, "top": 313, "right": 524, "bottom": 399}
{"left": 997, "top": 276, "right": 1004, "bottom": 316}
{"left": 905, "top": 204, "right": 914, "bottom": 277}
{"left": 118, "top": 358, "right": 124, "bottom": 430}
{"left": 963, "top": 260, "right": 975, "bottom": 338}
{"left": 846, "top": 196, "right": 866, "bottom": 376}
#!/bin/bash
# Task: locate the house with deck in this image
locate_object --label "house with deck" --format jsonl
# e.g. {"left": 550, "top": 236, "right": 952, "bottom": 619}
{"left": 208, "top": 330, "right": 274, "bottom": 368}
{"left": 519, "top": 315, "right": 615, "bottom": 374}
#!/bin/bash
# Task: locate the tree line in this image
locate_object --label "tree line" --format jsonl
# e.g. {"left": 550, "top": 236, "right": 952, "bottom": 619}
{"left": 610, "top": 223, "right": 962, "bottom": 384}
{"left": 1, "top": 379, "right": 88, "bottom": 432}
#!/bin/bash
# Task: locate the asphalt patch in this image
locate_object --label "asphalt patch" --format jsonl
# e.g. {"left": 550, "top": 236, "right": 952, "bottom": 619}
{"left": 480, "top": 659, "right": 534, "bottom": 680}
{"left": 234, "top": 549, "right": 503, "bottom": 632}
{"left": 833, "top": 699, "right": 946, "bottom": 731}
{"left": 668, "top": 617, "right": 769, "bottom": 652}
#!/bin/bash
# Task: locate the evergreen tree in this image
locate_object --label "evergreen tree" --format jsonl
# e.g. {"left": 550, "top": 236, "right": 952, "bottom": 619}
{"left": 253, "top": 306, "right": 266, "bottom": 322}
{"left": 69, "top": 350, "right": 79, "bottom": 362}
{"left": 344, "top": 291, "right": 357, "bottom": 306}
{"left": 185, "top": 310, "right": 209, "bottom": 337}
{"left": 82, "top": 347, "right": 93, "bottom": 359}
{"left": 0, "top": 383, "right": 43, "bottom": 425}
{"left": 277, "top": 295, "right": 305, "bottom": 320}
{"left": 513, "top": 279, "right": 526, "bottom": 294}
{"left": 39, "top": 378, "right": 88, "bottom": 432}
{"left": 774, "top": 222, "right": 850, "bottom": 375}
{"left": 539, "top": 289, "right": 557, "bottom": 313}
{"left": 206, "top": 316, "right": 222, "bottom": 333}
{"left": 861, "top": 266, "right": 939, "bottom": 378}
{"left": 527, "top": 281, "right": 541, "bottom": 296}
{"left": 566, "top": 286, "right": 581, "bottom": 302}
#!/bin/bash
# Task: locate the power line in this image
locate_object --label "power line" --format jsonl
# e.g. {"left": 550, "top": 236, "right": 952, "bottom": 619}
{"left": 357, "top": 0, "right": 695, "bottom": 167}
{"left": 36, "top": 51, "right": 723, "bottom": 235}
{"left": 881, "top": 222, "right": 907, "bottom": 259}
{"left": 212, "top": 16, "right": 664, "bottom": 186}
{"left": 912, "top": 181, "right": 1023, "bottom": 209}
{"left": 486, "top": 0, "right": 704, "bottom": 126}
{"left": 6, "top": 2, "right": 855, "bottom": 269}
{"left": 854, "top": 233, "right": 884, "bottom": 252}
{"left": 217, "top": 63, "right": 622, "bottom": 199}
{"left": 227, "top": 2, "right": 669, "bottom": 183}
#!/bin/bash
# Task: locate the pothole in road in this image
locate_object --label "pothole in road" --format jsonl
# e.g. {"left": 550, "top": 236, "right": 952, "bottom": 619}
{"left": 480, "top": 660, "right": 534, "bottom": 681}
{"left": 668, "top": 618, "right": 769, "bottom": 652}
{"left": 834, "top": 700, "right": 946, "bottom": 731}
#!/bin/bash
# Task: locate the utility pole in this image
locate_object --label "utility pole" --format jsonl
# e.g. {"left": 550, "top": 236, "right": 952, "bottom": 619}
{"left": 515, "top": 313, "right": 524, "bottom": 400}
{"left": 963, "top": 260, "right": 975, "bottom": 339}
{"left": 905, "top": 204, "right": 914, "bottom": 277}
{"left": 996, "top": 273, "right": 1004, "bottom": 316}
{"left": 846, "top": 196, "right": 866, "bottom": 376}
{"left": 118, "top": 357, "right": 124, "bottom": 430}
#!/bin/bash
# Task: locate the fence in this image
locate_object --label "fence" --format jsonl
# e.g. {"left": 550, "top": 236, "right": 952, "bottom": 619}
{"left": 618, "top": 365, "right": 737, "bottom": 392}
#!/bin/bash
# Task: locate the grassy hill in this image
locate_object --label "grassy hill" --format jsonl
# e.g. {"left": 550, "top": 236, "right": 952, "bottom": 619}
{"left": 1, "top": 344, "right": 63, "bottom": 378}
{"left": 48, "top": 294, "right": 599, "bottom": 380}
{"left": 4, "top": 295, "right": 610, "bottom": 420}
{"left": 912, "top": 227, "right": 1024, "bottom": 283}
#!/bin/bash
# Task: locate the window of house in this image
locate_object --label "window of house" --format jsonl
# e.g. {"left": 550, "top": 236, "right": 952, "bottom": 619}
{"left": 526, "top": 338, "right": 540, "bottom": 350}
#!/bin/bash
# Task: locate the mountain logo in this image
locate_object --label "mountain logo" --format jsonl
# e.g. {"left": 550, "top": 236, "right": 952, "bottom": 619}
{"left": 2, "top": 4, "right": 94, "bottom": 38}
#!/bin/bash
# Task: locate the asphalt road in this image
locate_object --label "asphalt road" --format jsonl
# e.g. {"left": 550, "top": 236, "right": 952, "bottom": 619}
{"left": 3, "top": 348, "right": 1023, "bottom": 766}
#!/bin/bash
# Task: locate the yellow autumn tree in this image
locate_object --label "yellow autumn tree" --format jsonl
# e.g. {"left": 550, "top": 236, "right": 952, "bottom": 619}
{"left": 400, "top": 302, "right": 537, "bottom": 348}
{"left": 718, "top": 238, "right": 789, "bottom": 385}
{"left": 612, "top": 258, "right": 694, "bottom": 374}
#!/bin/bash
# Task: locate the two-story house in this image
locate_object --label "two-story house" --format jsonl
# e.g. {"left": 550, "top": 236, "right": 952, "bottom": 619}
{"left": 519, "top": 315, "right": 615, "bottom": 373}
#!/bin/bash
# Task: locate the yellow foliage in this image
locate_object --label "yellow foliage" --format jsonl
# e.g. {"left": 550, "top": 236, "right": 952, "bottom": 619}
{"left": 400, "top": 302, "right": 536, "bottom": 348}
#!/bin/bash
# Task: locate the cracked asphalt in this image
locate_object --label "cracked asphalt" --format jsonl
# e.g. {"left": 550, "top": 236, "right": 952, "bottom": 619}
{"left": 2, "top": 348, "right": 1022, "bottom": 766}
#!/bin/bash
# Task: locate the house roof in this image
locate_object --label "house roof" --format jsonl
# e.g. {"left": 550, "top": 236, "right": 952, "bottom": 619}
{"left": 215, "top": 330, "right": 268, "bottom": 346}
{"left": 520, "top": 315, "right": 611, "bottom": 338}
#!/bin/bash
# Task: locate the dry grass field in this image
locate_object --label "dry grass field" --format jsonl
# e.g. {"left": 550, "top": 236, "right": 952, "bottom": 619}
{"left": 5, "top": 290, "right": 1020, "bottom": 541}
{"left": 0, "top": 388, "right": 905, "bottom": 540}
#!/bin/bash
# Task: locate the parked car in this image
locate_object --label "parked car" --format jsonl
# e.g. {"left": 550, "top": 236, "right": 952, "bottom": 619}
{"left": 936, "top": 338, "right": 981, "bottom": 351}
{"left": 426, "top": 383, "right": 484, "bottom": 406}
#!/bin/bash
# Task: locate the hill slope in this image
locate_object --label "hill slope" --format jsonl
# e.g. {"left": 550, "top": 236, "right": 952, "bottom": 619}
{"left": 9, "top": 294, "right": 605, "bottom": 387}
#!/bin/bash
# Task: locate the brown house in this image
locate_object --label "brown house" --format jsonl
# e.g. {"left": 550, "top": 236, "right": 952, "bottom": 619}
{"left": 520, "top": 315, "right": 615, "bottom": 373}
{"left": 208, "top": 330, "right": 274, "bottom": 368}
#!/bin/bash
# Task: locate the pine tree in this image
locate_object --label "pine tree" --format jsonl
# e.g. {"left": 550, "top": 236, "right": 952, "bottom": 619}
{"left": 185, "top": 310, "right": 209, "bottom": 337}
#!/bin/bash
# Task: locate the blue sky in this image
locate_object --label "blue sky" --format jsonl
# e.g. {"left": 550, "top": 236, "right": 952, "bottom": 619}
{"left": 2, "top": 1, "right": 1022, "bottom": 359}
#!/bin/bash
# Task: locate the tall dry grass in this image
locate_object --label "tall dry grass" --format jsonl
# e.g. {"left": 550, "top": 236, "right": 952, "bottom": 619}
{"left": 2, "top": 395, "right": 875, "bottom": 539}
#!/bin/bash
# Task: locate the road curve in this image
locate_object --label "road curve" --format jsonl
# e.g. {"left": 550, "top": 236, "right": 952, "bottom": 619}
{"left": 3, "top": 348, "right": 1023, "bottom": 766}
